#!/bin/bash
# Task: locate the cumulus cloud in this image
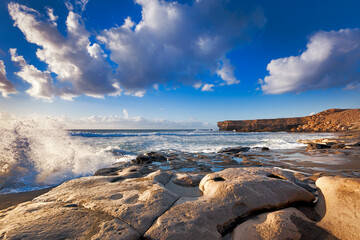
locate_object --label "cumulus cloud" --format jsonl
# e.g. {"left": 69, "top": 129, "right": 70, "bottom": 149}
{"left": 8, "top": 0, "right": 264, "bottom": 100}
{"left": 217, "top": 58, "right": 240, "bottom": 85}
{"left": 0, "top": 60, "right": 17, "bottom": 97}
{"left": 98, "top": 0, "right": 264, "bottom": 92}
{"left": 10, "top": 48, "right": 54, "bottom": 100}
{"left": 201, "top": 83, "right": 214, "bottom": 92}
{"left": 8, "top": 2, "right": 118, "bottom": 99}
{"left": 261, "top": 28, "right": 360, "bottom": 94}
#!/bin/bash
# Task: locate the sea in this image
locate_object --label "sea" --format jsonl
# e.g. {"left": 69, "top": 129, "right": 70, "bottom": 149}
{"left": 0, "top": 116, "right": 336, "bottom": 194}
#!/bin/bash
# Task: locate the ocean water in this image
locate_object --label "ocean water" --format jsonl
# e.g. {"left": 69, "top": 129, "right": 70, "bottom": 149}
{"left": 0, "top": 115, "right": 335, "bottom": 194}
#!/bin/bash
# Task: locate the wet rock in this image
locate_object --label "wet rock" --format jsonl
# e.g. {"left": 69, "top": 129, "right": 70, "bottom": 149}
{"left": 346, "top": 141, "right": 360, "bottom": 146}
{"left": 144, "top": 167, "right": 315, "bottom": 239}
{"left": 231, "top": 208, "right": 338, "bottom": 240}
{"left": 218, "top": 146, "right": 250, "bottom": 154}
{"left": 135, "top": 152, "right": 167, "bottom": 164}
{"left": 316, "top": 176, "right": 360, "bottom": 240}
{"left": 252, "top": 147, "right": 270, "bottom": 151}
{"left": 0, "top": 202, "right": 140, "bottom": 240}
{"left": 307, "top": 143, "right": 332, "bottom": 150}
{"left": 94, "top": 167, "right": 121, "bottom": 176}
{"left": 35, "top": 170, "right": 178, "bottom": 235}
{"left": 330, "top": 143, "right": 346, "bottom": 149}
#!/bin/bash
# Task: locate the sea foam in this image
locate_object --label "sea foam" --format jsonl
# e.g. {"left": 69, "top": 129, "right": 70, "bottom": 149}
{"left": 0, "top": 113, "right": 115, "bottom": 193}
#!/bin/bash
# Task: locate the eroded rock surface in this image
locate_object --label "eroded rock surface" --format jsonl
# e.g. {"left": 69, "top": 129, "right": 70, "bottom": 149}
{"left": 35, "top": 170, "right": 177, "bottom": 235}
{"left": 316, "top": 176, "right": 360, "bottom": 240}
{"left": 231, "top": 207, "right": 339, "bottom": 240}
{"left": 0, "top": 202, "right": 140, "bottom": 240}
{"left": 145, "top": 167, "right": 315, "bottom": 239}
{"left": 4, "top": 166, "right": 359, "bottom": 240}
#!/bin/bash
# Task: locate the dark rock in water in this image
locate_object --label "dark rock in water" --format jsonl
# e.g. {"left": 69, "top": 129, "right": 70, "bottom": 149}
{"left": 219, "top": 146, "right": 250, "bottom": 154}
{"left": 135, "top": 152, "right": 167, "bottom": 164}
{"left": 94, "top": 167, "right": 121, "bottom": 176}
{"left": 346, "top": 141, "right": 360, "bottom": 147}
{"left": 330, "top": 143, "right": 346, "bottom": 149}
{"left": 307, "top": 143, "right": 332, "bottom": 150}
{"left": 252, "top": 147, "right": 270, "bottom": 151}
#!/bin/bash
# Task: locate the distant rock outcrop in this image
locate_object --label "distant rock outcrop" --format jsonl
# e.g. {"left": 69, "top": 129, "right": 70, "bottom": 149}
{"left": 218, "top": 108, "right": 360, "bottom": 132}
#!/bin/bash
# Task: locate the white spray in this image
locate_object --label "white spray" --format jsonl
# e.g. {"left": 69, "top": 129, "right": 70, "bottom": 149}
{"left": 0, "top": 112, "right": 115, "bottom": 193}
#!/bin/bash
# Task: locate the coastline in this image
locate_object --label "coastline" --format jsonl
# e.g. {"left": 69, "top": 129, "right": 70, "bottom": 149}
{"left": 0, "top": 131, "right": 359, "bottom": 239}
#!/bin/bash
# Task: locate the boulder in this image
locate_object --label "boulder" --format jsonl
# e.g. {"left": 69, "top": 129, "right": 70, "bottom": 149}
{"left": 94, "top": 167, "right": 121, "bottom": 176}
{"left": 316, "top": 176, "right": 360, "bottom": 240}
{"left": 252, "top": 147, "right": 270, "bottom": 151}
{"left": 144, "top": 167, "right": 315, "bottom": 239}
{"left": 135, "top": 152, "right": 167, "bottom": 164}
{"left": 307, "top": 143, "right": 332, "bottom": 150}
{"left": 231, "top": 208, "right": 338, "bottom": 240}
{"left": 330, "top": 143, "right": 346, "bottom": 149}
{"left": 0, "top": 202, "right": 140, "bottom": 240}
{"left": 218, "top": 146, "right": 250, "bottom": 154}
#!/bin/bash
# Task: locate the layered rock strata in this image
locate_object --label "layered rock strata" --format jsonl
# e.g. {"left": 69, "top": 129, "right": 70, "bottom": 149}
{"left": 218, "top": 108, "right": 360, "bottom": 132}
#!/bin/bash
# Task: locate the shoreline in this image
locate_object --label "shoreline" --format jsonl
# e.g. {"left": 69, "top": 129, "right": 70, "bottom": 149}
{"left": 0, "top": 131, "right": 359, "bottom": 239}
{"left": 1, "top": 131, "right": 359, "bottom": 212}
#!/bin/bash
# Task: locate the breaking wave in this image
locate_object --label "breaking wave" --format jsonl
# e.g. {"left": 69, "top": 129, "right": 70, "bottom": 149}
{"left": 0, "top": 113, "right": 116, "bottom": 193}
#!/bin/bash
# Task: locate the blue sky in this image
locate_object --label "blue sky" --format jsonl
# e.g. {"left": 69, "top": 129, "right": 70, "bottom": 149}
{"left": 0, "top": 0, "right": 359, "bottom": 128}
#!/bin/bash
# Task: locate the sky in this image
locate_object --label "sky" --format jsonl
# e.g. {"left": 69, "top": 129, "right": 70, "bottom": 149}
{"left": 0, "top": 0, "right": 359, "bottom": 129}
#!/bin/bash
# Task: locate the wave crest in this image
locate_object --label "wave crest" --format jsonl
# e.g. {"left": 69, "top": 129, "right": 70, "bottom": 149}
{"left": 0, "top": 113, "right": 115, "bottom": 193}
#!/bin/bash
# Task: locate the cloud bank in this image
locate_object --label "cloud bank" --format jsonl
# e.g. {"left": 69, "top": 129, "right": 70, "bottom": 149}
{"left": 66, "top": 109, "right": 215, "bottom": 129}
{"left": 0, "top": 60, "right": 17, "bottom": 97}
{"left": 7, "top": 0, "right": 264, "bottom": 99}
{"left": 261, "top": 28, "right": 360, "bottom": 94}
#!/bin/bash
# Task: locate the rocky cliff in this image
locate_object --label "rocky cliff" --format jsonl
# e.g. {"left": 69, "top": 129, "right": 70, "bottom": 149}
{"left": 218, "top": 108, "right": 360, "bottom": 132}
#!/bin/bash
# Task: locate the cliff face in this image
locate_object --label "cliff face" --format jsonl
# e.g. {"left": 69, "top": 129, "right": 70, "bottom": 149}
{"left": 218, "top": 109, "right": 360, "bottom": 132}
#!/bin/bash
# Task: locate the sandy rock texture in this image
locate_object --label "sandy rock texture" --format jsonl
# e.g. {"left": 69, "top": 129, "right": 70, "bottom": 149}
{"left": 0, "top": 201, "right": 140, "bottom": 240}
{"left": 2, "top": 166, "right": 359, "bottom": 240}
{"left": 316, "top": 176, "right": 360, "bottom": 240}
{"left": 145, "top": 167, "right": 315, "bottom": 239}
{"left": 34, "top": 170, "right": 178, "bottom": 235}
{"left": 231, "top": 207, "right": 339, "bottom": 240}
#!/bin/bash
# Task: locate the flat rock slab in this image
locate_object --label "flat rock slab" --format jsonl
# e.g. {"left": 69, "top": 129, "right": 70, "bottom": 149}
{"left": 145, "top": 167, "right": 315, "bottom": 239}
{"left": 35, "top": 170, "right": 178, "bottom": 235}
{"left": 316, "top": 176, "right": 360, "bottom": 240}
{"left": 231, "top": 207, "right": 339, "bottom": 240}
{"left": 0, "top": 201, "right": 139, "bottom": 240}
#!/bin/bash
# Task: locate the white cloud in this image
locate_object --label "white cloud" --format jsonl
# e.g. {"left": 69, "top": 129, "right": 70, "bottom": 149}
{"left": 193, "top": 82, "right": 202, "bottom": 90}
{"left": 8, "top": 2, "right": 118, "bottom": 99}
{"left": 8, "top": 0, "right": 264, "bottom": 100}
{"left": 0, "top": 60, "right": 17, "bottom": 98}
{"left": 201, "top": 83, "right": 214, "bottom": 92}
{"left": 261, "top": 28, "right": 360, "bottom": 94}
{"left": 123, "top": 109, "right": 129, "bottom": 119}
{"left": 10, "top": 49, "right": 54, "bottom": 100}
{"left": 216, "top": 58, "right": 240, "bottom": 85}
{"left": 99, "top": 0, "right": 264, "bottom": 92}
